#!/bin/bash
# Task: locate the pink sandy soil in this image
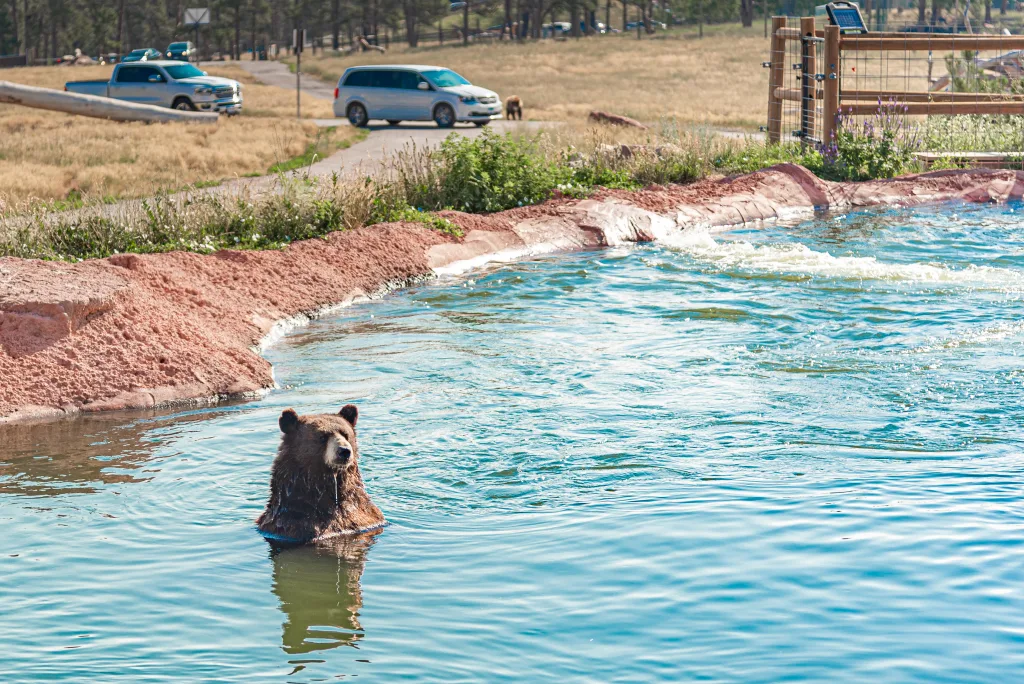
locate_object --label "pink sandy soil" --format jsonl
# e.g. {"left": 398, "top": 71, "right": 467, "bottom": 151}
{"left": 2, "top": 164, "right": 1023, "bottom": 424}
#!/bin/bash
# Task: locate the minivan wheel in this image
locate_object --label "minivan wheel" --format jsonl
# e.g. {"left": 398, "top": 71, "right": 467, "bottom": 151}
{"left": 347, "top": 102, "right": 369, "bottom": 127}
{"left": 386, "top": 120, "right": 401, "bottom": 126}
{"left": 172, "top": 97, "right": 196, "bottom": 111}
{"left": 433, "top": 103, "right": 456, "bottom": 128}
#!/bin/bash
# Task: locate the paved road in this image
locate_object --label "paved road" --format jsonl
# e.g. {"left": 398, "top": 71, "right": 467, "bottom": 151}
{"left": 237, "top": 59, "right": 337, "bottom": 100}
{"left": 234, "top": 60, "right": 549, "bottom": 177}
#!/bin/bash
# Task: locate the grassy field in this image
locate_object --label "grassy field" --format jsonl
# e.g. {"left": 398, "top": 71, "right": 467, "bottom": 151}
{"left": 296, "top": 24, "right": 771, "bottom": 130}
{"left": 0, "top": 63, "right": 347, "bottom": 209}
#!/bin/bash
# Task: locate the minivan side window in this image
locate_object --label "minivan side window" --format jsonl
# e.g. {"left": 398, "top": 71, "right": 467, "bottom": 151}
{"left": 370, "top": 70, "right": 402, "bottom": 89}
{"left": 343, "top": 71, "right": 371, "bottom": 87}
{"left": 397, "top": 71, "right": 423, "bottom": 90}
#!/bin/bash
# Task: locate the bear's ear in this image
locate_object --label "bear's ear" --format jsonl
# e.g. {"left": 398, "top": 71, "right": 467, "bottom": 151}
{"left": 339, "top": 404, "right": 358, "bottom": 427}
{"left": 279, "top": 409, "right": 299, "bottom": 434}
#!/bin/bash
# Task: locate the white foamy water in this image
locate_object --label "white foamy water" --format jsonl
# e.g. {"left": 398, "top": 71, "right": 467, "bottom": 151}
{"left": 911, "top": 320, "right": 1024, "bottom": 354}
{"left": 660, "top": 229, "right": 1024, "bottom": 289}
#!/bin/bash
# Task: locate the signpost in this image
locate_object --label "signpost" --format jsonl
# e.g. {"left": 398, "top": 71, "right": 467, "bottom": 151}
{"left": 184, "top": 8, "right": 210, "bottom": 60}
{"left": 293, "top": 29, "right": 305, "bottom": 119}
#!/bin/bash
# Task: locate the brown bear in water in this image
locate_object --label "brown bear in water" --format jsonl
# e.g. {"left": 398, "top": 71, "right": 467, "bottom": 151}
{"left": 256, "top": 404, "right": 385, "bottom": 544}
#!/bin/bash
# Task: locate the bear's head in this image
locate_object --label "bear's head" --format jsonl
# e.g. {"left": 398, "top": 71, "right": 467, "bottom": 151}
{"left": 278, "top": 404, "right": 361, "bottom": 476}
{"left": 258, "top": 403, "right": 385, "bottom": 543}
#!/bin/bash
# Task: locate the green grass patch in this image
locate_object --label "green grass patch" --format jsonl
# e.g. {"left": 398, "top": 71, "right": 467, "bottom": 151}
{"left": 368, "top": 200, "right": 463, "bottom": 237}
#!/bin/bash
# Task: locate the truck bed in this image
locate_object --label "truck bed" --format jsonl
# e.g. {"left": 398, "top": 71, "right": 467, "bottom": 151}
{"left": 64, "top": 81, "right": 110, "bottom": 97}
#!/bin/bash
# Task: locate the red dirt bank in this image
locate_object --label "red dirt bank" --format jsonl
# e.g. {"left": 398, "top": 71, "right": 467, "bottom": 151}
{"left": 2, "top": 165, "right": 1023, "bottom": 423}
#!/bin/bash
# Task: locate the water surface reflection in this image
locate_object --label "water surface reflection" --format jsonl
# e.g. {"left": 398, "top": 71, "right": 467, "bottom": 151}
{"left": 0, "top": 410, "right": 229, "bottom": 497}
{"left": 270, "top": 531, "right": 378, "bottom": 659}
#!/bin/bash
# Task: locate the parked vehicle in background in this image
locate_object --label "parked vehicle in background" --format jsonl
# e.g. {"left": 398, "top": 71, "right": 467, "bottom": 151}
{"left": 121, "top": 48, "right": 162, "bottom": 63}
{"left": 65, "top": 61, "right": 242, "bottom": 113}
{"left": 625, "top": 20, "right": 667, "bottom": 30}
{"left": 165, "top": 42, "right": 197, "bottom": 62}
{"left": 541, "top": 21, "right": 572, "bottom": 38}
{"left": 333, "top": 65, "right": 501, "bottom": 128}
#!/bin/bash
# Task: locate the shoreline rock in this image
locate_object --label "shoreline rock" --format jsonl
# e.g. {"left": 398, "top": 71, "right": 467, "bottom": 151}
{"left": 2, "top": 164, "right": 1023, "bottom": 424}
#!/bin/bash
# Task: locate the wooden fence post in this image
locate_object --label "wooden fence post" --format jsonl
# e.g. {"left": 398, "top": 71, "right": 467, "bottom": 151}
{"left": 799, "top": 16, "right": 817, "bottom": 147}
{"left": 823, "top": 25, "right": 840, "bottom": 147}
{"left": 767, "top": 16, "right": 786, "bottom": 144}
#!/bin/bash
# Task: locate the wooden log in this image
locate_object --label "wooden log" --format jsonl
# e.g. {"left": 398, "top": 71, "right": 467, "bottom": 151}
{"left": 839, "top": 100, "right": 1024, "bottom": 115}
{"left": 823, "top": 25, "right": 840, "bottom": 146}
{"left": 0, "top": 81, "right": 219, "bottom": 124}
{"left": 767, "top": 17, "right": 787, "bottom": 144}
{"left": 841, "top": 89, "right": 1024, "bottom": 103}
{"left": 840, "top": 35, "right": 1024, "bottom": 52}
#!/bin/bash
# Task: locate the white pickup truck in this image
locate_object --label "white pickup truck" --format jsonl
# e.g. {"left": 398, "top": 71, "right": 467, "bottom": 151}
{"left": 65, "top": 61, "right": 242, "bottom": 114}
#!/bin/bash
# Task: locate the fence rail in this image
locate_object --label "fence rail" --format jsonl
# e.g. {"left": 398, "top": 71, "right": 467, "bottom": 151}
{"left": 766, "top": 17, "right": 1024, "bottom": 149}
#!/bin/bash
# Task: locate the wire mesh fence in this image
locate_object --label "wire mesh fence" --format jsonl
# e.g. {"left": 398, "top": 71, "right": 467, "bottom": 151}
{"left": 766, "top": 16, "right": 1024, "bottom": 168}
{"left": 766, "top": 18, "right": 827, "bottom": 147}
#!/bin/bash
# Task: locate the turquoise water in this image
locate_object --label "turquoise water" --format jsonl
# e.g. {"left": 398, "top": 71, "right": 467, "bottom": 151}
{"left": 4, "top": 201, "right": 1024, "bottom": 682}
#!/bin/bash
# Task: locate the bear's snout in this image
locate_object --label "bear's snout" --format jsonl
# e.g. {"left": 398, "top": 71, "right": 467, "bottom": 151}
{"left": 324, "top": 435, "right": 355, "bottom": 470}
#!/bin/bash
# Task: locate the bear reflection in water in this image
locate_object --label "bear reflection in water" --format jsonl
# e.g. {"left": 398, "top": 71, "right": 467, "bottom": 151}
{"left": 269, "top": 529, "right": 379, "bottom": 654}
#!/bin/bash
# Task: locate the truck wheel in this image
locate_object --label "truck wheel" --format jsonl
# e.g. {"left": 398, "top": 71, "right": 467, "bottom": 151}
{"left": 433, "top": 103, "right": 456, "bottom": 128}
{"left": 347, "top": 103, "right": 369, "bottom": 127}
{"left": 172, "top": 98, "right": 196, "bottom": 111}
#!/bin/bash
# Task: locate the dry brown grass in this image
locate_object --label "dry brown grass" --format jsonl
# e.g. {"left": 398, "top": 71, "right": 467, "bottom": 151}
{"left": 0, "top": 63, "right": 344, "bottom": 206}
{"left": 297, "top": 25, "right": 771, "bottom": 130}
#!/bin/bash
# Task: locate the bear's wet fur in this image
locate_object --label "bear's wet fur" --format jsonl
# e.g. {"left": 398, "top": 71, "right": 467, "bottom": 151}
{"left": 256, "top": 404, "right": 385, "bottom": 543}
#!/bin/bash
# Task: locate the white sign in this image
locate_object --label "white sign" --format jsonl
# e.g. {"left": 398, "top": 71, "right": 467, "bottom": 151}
{"left": 293, "top": 29, "right": 306, "bottom": 52}
{"left": 184, "top": 8, "right": 210, "bottom": 25}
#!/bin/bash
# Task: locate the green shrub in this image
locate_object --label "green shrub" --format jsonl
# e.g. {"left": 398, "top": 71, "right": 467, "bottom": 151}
{"left": 922, "top": 114, "right": 1024, "bottom": 153}
{"left": 390, "top": 130, "right": 573, "bottom": 213}
{"left": 820, "top": 102, "right": 921, "bottom": 181}
{"left": 368, "top": 198, "right": 463, "bottom": 237}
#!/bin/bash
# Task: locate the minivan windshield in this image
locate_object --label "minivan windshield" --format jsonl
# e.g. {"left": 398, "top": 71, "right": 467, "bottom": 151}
{"left": 422, "top": 69, "right": 471, "bottom": 88}
{"left": 164, "top": 64, "right": 206, "bottom": 79}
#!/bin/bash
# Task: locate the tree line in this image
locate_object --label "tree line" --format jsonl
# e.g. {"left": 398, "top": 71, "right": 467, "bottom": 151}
{"left": 0, "top": 0, "right": 1007, "bottom": 61}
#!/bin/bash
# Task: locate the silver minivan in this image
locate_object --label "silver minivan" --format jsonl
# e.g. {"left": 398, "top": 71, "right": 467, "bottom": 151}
{"left": 333, "top": 65, "right": 502, "bottom": 128}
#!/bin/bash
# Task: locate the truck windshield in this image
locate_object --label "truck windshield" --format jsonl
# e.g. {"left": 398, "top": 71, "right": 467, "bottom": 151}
{"left": 421, "top": 69, "right": 471, "bottom": 88}
{"left": 164, "top": 64, "right": 206, "bottom": 80}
